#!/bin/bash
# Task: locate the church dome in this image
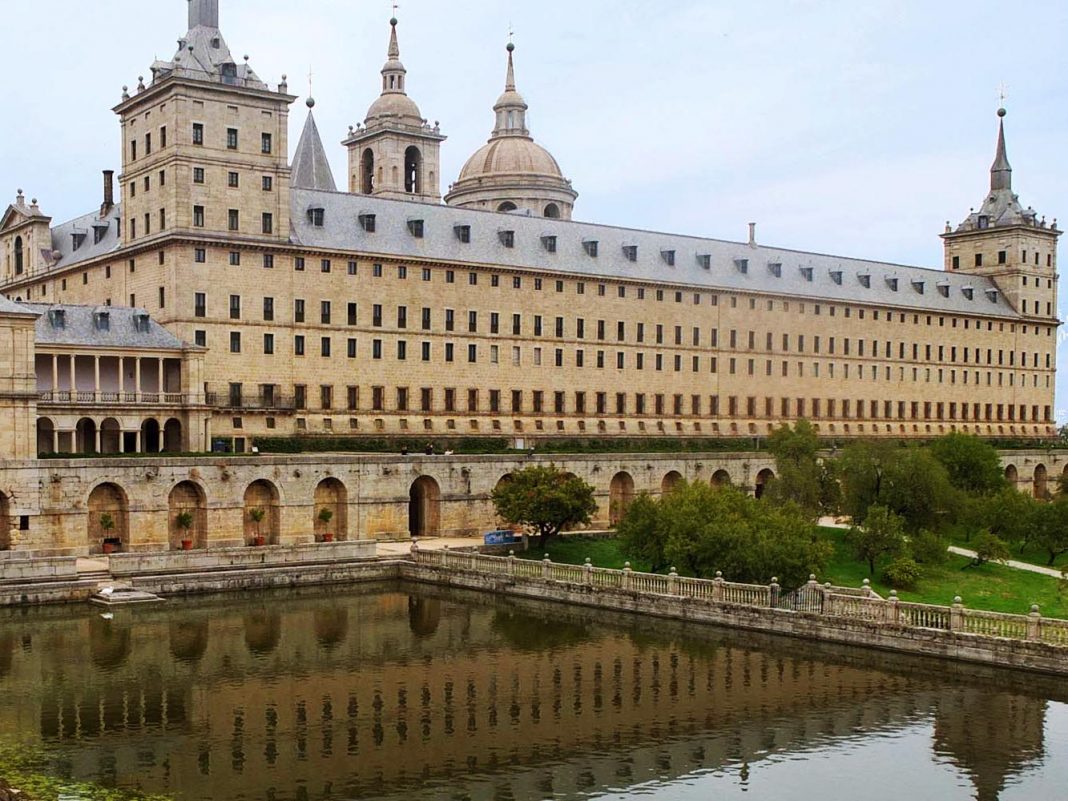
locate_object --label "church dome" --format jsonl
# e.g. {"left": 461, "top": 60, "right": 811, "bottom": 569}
{"left": 365, "top": 92, "right": 423, "bottom": 124}
{"left": 458, "top": 137, "right": 565, "bottom": 182}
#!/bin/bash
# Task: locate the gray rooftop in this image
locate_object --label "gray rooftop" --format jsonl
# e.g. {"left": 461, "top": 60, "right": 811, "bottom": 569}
{"left": 23, "top": 304, "right": 187, "bottom": 350}
{"left": 0, "top": 294, "right": 36, "bottom": 317}
{"left": 291, "top": 108, "right": 338, "bottom": 192}
{"left": 291, "top": 189, "right": 1019, "bottom": 319}
{"left": 43, "top": 207, "right": 123, "bottom": 272}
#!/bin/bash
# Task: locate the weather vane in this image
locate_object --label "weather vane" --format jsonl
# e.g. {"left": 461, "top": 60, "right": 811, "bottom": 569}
{"left": 393, "top": 1, "right": 399, "bottom": 17}
{"left": 998, "top": 82, "right": 1009, "bottom": 108}
{"left": 509, "top": 23, "right": 514, "bottom": 45}
{"left": 308, "top": 66, "right": 313, "bottom": 97}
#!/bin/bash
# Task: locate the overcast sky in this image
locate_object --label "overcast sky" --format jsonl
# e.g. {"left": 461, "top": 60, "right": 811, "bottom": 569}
{"left": 3, "top": 0, "right": 1067, "bottom": 419}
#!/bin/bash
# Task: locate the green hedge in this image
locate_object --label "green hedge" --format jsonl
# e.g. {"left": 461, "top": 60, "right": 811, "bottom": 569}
{"left": 252, "top": 436, "right": 514, "bottom": 455}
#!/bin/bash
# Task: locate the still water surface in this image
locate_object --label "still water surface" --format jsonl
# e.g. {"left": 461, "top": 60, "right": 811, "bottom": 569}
{"left": 0, "top": 583, "right": 1066, "bottom": 801}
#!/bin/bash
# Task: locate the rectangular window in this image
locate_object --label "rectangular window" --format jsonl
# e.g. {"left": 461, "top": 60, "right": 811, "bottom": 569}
{"left": 228, "top": 209, "right": 239, "bottom": 231}
{"left": 228, "top": 171, "right": 240, "bottom": 188}
{"left": 192, "top": 123, "right": 204, "bottom": 145}
{"left": 321, "top": 301, "right": 332, "bottom": 325}
{"left": 261, "top": 132, "right": 273, "bottom": 154}
{"left": 263, "top": 333, "right": 275, "bottom": 354}
{"left": 347, "top": 338, "right": 357, "bottom": 358}
{"left": 294, "top": 335, "right": 306, "bottom": 356}
{"left": 229, "top": 295, "right": 241, "bottom": 320}
{"left": 348, "top": 303, "right": 359, "bottom": 326}
{"left": 227, "top": 128, "right": 238, "bottom": 149}
{"left": 294, "top": 299, "right": 306, "bottom": 323}
{"left": 262, "top": 176, "right": 273, "bottom": 191}
{"left": 263, "top": 254, "right": 274, "bottom": 269}
{"left": 261, "top": 213, "right": 273, "bottom": 234}
{"left": 263, "top": 297, "right": 274, "bottom": 321}
{"left": 321, "top": 337, "right": 331, "bottom": 357}
{"left": 194, "top": 292, "right": 206, "bottom": 317}
{"left": 193, "top": 167, "right": 205, "bottom": 184}
{"left": 229, "top": 332, "right": 241, "bottom": 353}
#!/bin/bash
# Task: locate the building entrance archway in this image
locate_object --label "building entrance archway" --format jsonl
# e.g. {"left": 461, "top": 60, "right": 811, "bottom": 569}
{"left": 609, "top": 472, "right": 635, "bottom": 526}
{"left": 409, "top": 476, "right": 441, "bottom": 538}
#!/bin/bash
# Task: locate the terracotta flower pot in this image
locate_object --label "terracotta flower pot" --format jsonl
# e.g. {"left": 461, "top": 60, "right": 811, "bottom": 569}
{"left": 323, "top": 533, "right": 335, "bottom": 543}
{"left": 181, "top": 539, "right": 193, "bottom": 551}
{"left": 102, "top": 542, "right": 115, "bottom": 555}
{"left": 254, "top": 536, "right": 266, "bottom": 547}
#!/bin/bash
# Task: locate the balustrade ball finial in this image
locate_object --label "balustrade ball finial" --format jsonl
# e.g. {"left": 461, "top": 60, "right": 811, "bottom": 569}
{"left": 1031, "top": 604, "right": 1041, "bottom": 614}
{"left": 953, "top": 596, "right": 963, "bottom": 605}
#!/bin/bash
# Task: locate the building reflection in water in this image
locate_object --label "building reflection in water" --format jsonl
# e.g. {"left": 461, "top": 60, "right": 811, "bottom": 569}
{"left": 0, "top": 586, "right": 1055, "bottom": 801}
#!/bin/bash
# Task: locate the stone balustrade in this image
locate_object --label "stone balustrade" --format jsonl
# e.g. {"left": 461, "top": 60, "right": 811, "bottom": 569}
{"left": 411, "top": 546, "right": 1068, "bottom": 656}
{"left": 109, "top": 540, "right": 376, "bottom": 577}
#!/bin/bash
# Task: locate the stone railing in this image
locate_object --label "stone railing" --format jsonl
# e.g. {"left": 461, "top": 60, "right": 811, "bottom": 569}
{"left": 109, "top": 540, "right": 377, "bottom": 577}
{"left": 411, "top": 547, "right": 1068, "bottom": 650}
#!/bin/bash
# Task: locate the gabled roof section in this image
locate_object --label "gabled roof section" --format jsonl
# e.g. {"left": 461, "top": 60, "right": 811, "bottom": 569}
{"left": 291, "top": 103, "right": 337, "bottom": 192}
{"left": 0, "top": 191, "right": 50, "bottom": 232}
{"left": 0, "top": 295, "right": 38, "bottom": 318}
{"left": 291, "top": 189, "right": 1020, "bottom": 319}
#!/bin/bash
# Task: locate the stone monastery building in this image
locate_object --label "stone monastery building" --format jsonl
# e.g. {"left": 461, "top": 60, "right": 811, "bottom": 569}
{"left": 0, "top": 0, "right": 1060, "bottom": 457}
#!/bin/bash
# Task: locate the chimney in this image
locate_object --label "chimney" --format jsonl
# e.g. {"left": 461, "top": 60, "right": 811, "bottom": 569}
{"left": 748, "top": 222, "right": 757, "bottom": 248}
{"left": 101, "top": 170, "right": 115, "bottom": 216}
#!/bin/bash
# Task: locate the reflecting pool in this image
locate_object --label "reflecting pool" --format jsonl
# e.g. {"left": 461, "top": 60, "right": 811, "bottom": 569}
{"left": 0, "top": 583, "right": 1065, "bottom": 800}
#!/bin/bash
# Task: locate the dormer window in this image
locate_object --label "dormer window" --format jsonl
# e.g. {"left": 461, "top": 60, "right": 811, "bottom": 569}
{"left": 307, "top": 207, "right": 325, "bottom": 227}
{"left": 734, "top": 258, "right": 749, "bottom": 275}
{"left": 93, "top": 224, "right": 108, "bottom": 245}
{"left": 767, "top": 262, "right": 782, "bottom": 277}
{"left": 47, "top": 309, "right": 66, "bottom": 329}
{"left": 541, "top": 235, "right": 557, "bottom": 254}
{"left": 454, "top": 225, "right": 471, "bottom": 243}
{"left": 859, "top": 273, "right": 872, "bottom": 288}
{"left": 71, "top": 232, "right": 86, "bottom": 252}
{"left": 799, "top": 266, "right": 814, "bottom": 282}
{"left": 358, "top": 213, "right": 376, "bottom": 233}
{"left": 885, "top": 277, "right": 898, "bottom": 292}
{"left": 93, "top": 311, "right": 110, "bottom": 331}
{"left": 696, "top": 254, "right": 711, "bottom": 270}
{"left": 911, "top": 279, "right": 925, "bottom": 294}
{"left": 977, "top": 215, "right": 990, "bottom": 229}
{"left": 499, "top": 230, "right": 515, "bottom": 248}
{"left": 661, "top": 250, "right": 675, "bottom": 266}
{"left": 623, "top": 245, "right": 638, "bottom": 262}
{"left": 986, "top": 289, "right": 999, "bottom": 303}
{"left": 583, "top": 240, "right": 599, "bottom": 257}
{"left": 937, "top": 282, "right": 950, "bottom": 298}
{"left": 829, "top": 270, "right": 843, "bottom": 285}
{"left": 211, "top": 37, "right": 221, "bottom": 49}
{"left": 962, "top": 286, "right": 975, "bottom": 300}
{"left": 407, "top": 219, "right": 424, "bottom": 238}
{"left": 134, "top": 312, "right": 150, "bottom": 333}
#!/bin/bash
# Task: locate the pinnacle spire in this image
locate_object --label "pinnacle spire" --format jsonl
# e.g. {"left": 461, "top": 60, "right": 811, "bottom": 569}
{"left": 505, "top": 42, "right": 517, "bottom": 92}
{"left": 990, "top": 107, "right": 1012, "bottom": 192}
{"left": 380, "top": 16, "right": 407, "bottom": 95}
{"left": 188, "top": 0, "right": 220, "bottom": 29}
{"left": 388, "top": 17, "right": 401, "bottom": 60}
{"left": 291, "top": 102, "right": 337, "bottom": 192}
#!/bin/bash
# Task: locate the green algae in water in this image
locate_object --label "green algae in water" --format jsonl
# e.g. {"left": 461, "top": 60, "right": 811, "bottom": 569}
{"left": 0, "top": 741, "right": 173, "bottom": 801}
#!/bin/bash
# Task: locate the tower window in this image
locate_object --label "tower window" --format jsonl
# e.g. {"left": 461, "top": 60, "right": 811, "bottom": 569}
{"left": 998, "top": 250, "right": 1007, "bottom": 264}
{"left": 952, "top": 256, "right": 959, "bottom": 269}
{"left": 361, "top": 149, "right": 375, "bottom": 194}
{"left": 227, "top": 128, "right": 238, "bottom": 150}
{"left": 975, "top": 254, "right": 983, "bottom": 267}
{"left": 192, "top": 123, "right": 204, "bottom": 145}
{"left": 404, "top": 146, "right": 422, "bottom": 194}
{"left": 261, "top": 133, "right": 272, "bottom": 154}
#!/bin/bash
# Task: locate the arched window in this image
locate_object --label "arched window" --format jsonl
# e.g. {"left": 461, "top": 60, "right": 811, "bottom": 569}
{"left": 14, "top": 236, "right": 23, "bottom": 275}
{"left": 361, "top": 149, "right": 375, "bottom": 194}
{"left": 404, "top": 146, "right": 422, "bottom": 194}
{"left": 507, "top": 111, "right": 515, "bottom": 129}
{"left": 498, "top": 202, "right": 517, "bottom": 213}
{"left": 544, "top": 203, "right": 560, "bottom": 219}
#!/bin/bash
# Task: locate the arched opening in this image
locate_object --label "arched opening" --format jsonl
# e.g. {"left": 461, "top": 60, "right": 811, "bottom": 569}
{"left": 0, "top": 492, "right": 11, "bottom": 551}
{"left": 36, "top": 418, "right": 55, "bottom": 455}
{"left": 711, "top": 469, "right": 731, "bottom": 489}
{"left": 409, "top": 476, "right": 441, "bottom": 538}
{"left": 609, "top": 472, "right": 635, "bottom": 526}
{"left": 409, "top": 596, "right": 441, "bottom": 637}
{"left": 1033, "top": 464, "right": 1049, "bottom": 500}
{"left": 314, "top": 607, "right": 349, "bottom": 650}
{"left": 404, "top": 146, "right": 422, "bottom": 194}
{"left": 141, "top": 419, "right": 161, "bottom": 453}
{"left": 244, "top": 480, "right": 281, "bottom": 545}
{"left": 1004, "top": 464, "right": 1019, "bottom": 487}
{"left": 169, "top": 481, "right": 207, "bottom": 550}
{"left": 361, "top": 148, "right": 375, "bottom": 194}
{"left": 169, "top": 620, "right": 209, "bottom": 663}
{"left": 88, "top": 482, "right": 129, "bottom": 554}
{"left": 244, "top": 610, "right": 282, "bottom": 656}
{"left": 497, "top": 201, "right": 517, "bottom": 213}
{"left": 76, "top": 418, "right": 97, "bottom": 455}
{"left": 314, "top": 478, "right": 348, "bottom": 542}
{"left": 661, "top": 471, "right": 684, "bottom": 495}
{"left": 14, "top": 236, "right": 23, "bottom": 275}
{"left": 163, "top": 418, "right": 183, "bottom": 453}
{"left": 544, "top": 203, "right": 560, "bottom": 219}
{"left": 99, "top": 418, "right": 121, "bottom": 454}
{"left": 755, "top": 468, "right": 775, "bottom": 500}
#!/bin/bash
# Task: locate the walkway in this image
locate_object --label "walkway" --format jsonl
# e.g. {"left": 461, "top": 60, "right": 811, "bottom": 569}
{"left": 377, "top": 537, "right": 482, "bottom": 557}
{"left": 947, "top": 546, "right": 1065, "bottom": 578}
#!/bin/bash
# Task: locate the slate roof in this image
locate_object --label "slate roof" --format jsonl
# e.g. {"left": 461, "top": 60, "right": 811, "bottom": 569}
{"left": 43, "top": 207, "right": 123, "bottom": 271}
{"left": 291, "top": 109, "right": 338, "bottom": 192}
{"left": 22, "top": 304, "right": 187, "bottom": 350}
{"left": 290, "top": 189, "right": 1019, "bottom": 319}
{"left": 0, "top": 294, "right": 37, "bottom": 317}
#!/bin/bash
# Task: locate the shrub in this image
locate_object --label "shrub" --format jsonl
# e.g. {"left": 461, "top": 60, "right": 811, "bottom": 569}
{"left": 883, "top": 556, "right": 922, "bottom": 589}
{"left": 909, "top": 528, "right": 948, "bottom": 566}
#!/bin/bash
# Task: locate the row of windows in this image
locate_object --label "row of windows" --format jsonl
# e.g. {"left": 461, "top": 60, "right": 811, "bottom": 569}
{"left": 189, "top": 207, "right": 274, "bottom": 235}
{"left": 191, "top": 167, "right": 273, "bottom": 192}
{"left": 129, "top": 125, "right": 272, "bottom": 159}
{"left": 951, "top": 251, "right": 1054, "bottom": 270}
{"left": 223, "top": 381, "right": 1054, "bottom": 424}
{"left": 197, "top": 296, "right": 1052, "bottom": 368}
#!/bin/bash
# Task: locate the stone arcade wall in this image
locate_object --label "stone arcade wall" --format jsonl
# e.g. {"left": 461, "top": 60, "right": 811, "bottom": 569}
{"left": 0, "top": 449, "right": 1065, "bottom": 557}
{"left": 0, "top": 452, "right": 773, "bottom": 556}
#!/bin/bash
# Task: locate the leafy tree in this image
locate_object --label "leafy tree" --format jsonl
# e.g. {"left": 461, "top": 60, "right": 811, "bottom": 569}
{"left": 1028, "top": 501, "right": 1068, "bottom": 566}
{"left": 764, "top": 421, "right": 838, "bottom": 519}
{"left": 909, "top": 528, "right": 948, "bottom": 566}
{"left": 491, "top": 465, "right": 597, "bottom": 547}
{"left": 838, "top": 442, "right": 956, "bottom": 530}
{"left": 616, "top": 493, "right": 669, "bottom": 573}
{"left": 970, "top": 530, "right": 1011, "bottom": 567}
{"left": 845, "top": 505, "right": 907, "bottom": 576}
{"left": 965, "top": 487, "right": 1035, "bottom": 547}
{"left": 928, "top": 433, "right": 1007, "bottom": 495}
{"left": 618, "top": 483, "right": 830, "bottom": 590}
{"left": 1056, "top": 470, "right": 1068, "bottom": 500}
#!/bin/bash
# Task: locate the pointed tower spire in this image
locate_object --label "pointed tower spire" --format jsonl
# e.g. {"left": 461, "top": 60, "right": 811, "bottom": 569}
{"left": 381, "top": 16, "right": 407, "bottom": 95}
{"left": 990, "top": 107, "right": 1012, "bottom": 192}
{"left": 291, "top": 97, "right": 337, "bottom": 192}
{"left": 188, "top": 0, "right": 220, "bottom": 29}
{"left": 492, "top": 41, "right": 530, "bottom": 139}
{"left": 505, "top": 41, "right": 517, "bottom": 92}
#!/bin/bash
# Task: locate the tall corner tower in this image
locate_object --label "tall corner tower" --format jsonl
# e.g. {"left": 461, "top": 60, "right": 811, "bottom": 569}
{"left": 941, "top": 108, "right": 1060, "bottom": 320}
{"left": 343, "top": 18, "right": 445, "bottom": 203}
{"left": 112, "top": 0, "right": 296, "bottom": 247}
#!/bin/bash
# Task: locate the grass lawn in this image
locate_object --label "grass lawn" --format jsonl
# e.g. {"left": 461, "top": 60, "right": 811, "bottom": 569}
{"left": 521, "top": 531, "right": 1068, "bottom": 620}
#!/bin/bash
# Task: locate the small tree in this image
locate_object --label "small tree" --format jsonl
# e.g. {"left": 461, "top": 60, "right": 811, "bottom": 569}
{"left": 99, "top": 513, "right": 115, "bottom": 538}
{"left": 176, "top": 510, "right": 194, "bottom": 546}
{"left": 846, "top": 505, "right": 906, "bottom": 576}
{"left": 249, "top": 507, "right": 266, "bottom": 541}
{"left": 928, "top": 433, "right": 1006, "bottom": 496}
{"left": 318, "top": 507, "right": 335, "bottom": 541}
{"left": 491, "top": 466, "right": 597, "bottom": 547}
{"left": 616, "top": 493, "right": 669, "bottom": 573}
{"left": 970, "top": 530, "right": 1011, "bottom": 567}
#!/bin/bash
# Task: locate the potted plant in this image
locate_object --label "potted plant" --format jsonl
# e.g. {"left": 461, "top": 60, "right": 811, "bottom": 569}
{"left": 318, "top": 507, "right": 335, "bottom": 543}
{"left": 249, "top": 507, "right": 267, "bottom": 546}
{"left": 175, "top": 511, "right": 195, "bottom": 551}
{"left": 99, "top": 513, "right": 117, "bottom": 554}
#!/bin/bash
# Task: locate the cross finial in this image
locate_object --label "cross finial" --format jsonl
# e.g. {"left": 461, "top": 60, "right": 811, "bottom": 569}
{"left": 998, "top": 82, "right": 1009, "bottom": 109}
{"left": 508, "top": 23, "right": 514, "bottom": 45}
{"left": 392, "top": 1, "right": 399, "bottom": 18}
